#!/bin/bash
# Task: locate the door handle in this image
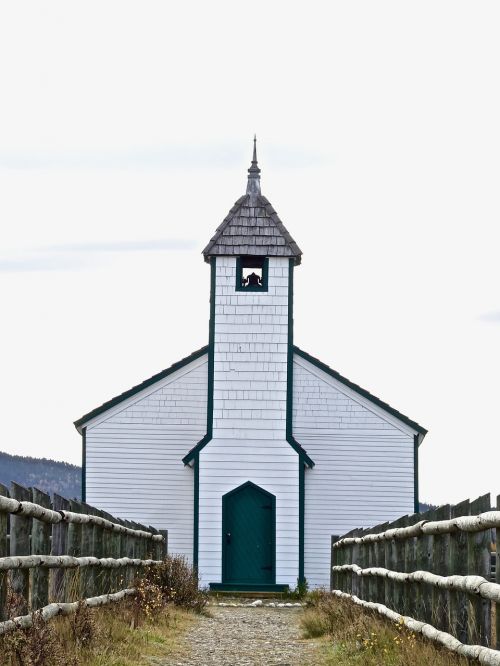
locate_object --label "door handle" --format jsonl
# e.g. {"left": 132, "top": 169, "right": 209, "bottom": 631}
{"left": 226, "top": 532, "right": 231, "bottom": 544}
{"left": 261, "top": 565, "right": 272, "bottom": 571}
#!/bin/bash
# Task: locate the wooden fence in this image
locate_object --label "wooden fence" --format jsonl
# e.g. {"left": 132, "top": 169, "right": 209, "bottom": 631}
{"left": 331, "top": 494, "right": 500, "bottom": 665}
{"left": 0, "top": 482, "right": 167, "bottom": 634}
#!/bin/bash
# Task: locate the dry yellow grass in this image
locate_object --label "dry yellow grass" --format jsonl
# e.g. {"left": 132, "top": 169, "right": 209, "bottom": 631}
{"left": 301, "top": 593, "right": 470, "bottom": 666}
{"left": 0, "top": 601, "right": 194, "bottom": 666}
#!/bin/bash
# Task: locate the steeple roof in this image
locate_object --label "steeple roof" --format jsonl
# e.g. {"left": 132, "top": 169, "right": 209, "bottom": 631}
{"left": 203, "top": 139, "right": 302, "bottom": 264}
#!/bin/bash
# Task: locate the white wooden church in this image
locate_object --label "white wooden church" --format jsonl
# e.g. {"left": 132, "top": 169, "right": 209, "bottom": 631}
{"left": 74, "top": 142, "right": 427, "bottom": 591}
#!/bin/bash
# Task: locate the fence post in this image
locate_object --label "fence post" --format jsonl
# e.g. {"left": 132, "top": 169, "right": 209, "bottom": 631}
{"left": 51, "top": 494, "right": 70, "bottom": 601}
{"left": 393, "top": 516, "right": 408, "bottom": 615}
{"left": 496, "top": 494, "right": 500, "bottom": 650}
{"left": 342, "top": 530, "right": 353, "bottom": 594}
{"left": 384, "top": 522, "right": 394, "bottom": 610}
{"left": 368, "top": 527, "right": 377, "bottom": 603}
{"left": 432, "top": 504, "right": 451, "bottom": 631}
{"left": 10, "top": 482, "right": 32, "bottom": 614}
{"left": 112, "top": 521, "right": 122, "bottom": 593}
{"left": 468, "top": 494, "right": 491, "bottom": 646}
{"left": 330, "top": 535, "right": 334, "bottom": 591}
{"left": 415, "top": 506, "right": 432, "bottom": 623}
{"left": 405, "top": 513, "right": 418, "bottom": 617}
{"left": 336, "top": 540, "right": 343, "bottom": 592}
{"left": 66, "top": 499, "right": 82, "bottom": 601}
{"left": 80, "top": 503, "right": 94, "bottom": 598}
{"left": 351, "top": 529, "right": 361, "bottom": 598}
{"left": 357, "top": 530, "right": 366, "bottom": 599}
{"left": 31, "top": 488, "right": 51, "bottom": 610}
{"left": 124, "top": 520, "right": 135, "bottom": 588}
{"left": 449, "top": 498, "right": 470, "bottom": 643}
{"left": 375, "top": 522, "right": 389, "bottom": 605}
{"left": 0, "top": 483, "right": 9, "bottom": 621}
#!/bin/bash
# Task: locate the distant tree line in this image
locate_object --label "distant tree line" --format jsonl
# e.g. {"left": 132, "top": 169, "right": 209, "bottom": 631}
{"left": 419, "top": 502, "right": 439, "bottom": 513}
{"left": 0, "top": 450, "right": 81, "bottom": 499}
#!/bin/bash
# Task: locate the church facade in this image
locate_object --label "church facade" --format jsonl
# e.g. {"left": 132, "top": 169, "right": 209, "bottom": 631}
{"left": 75, "top": 143, "right": 427, "bottom": 590}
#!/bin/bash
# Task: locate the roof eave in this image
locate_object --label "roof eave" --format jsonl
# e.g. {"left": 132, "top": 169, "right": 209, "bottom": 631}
{"left": 74, "top": 345, "right": 209, "bottom": 431}
{"left": 293, "top": 346, "right": 428, "bottom": 438}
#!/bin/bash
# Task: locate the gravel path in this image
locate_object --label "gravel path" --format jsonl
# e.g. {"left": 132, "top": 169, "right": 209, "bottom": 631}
{"left": 155, "top": 603, "right": 320, "bottom": 666}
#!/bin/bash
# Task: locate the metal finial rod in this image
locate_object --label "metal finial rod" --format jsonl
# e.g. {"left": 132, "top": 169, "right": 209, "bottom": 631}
{"left": 247, "top": 135, "right": 261, "bottom": 195}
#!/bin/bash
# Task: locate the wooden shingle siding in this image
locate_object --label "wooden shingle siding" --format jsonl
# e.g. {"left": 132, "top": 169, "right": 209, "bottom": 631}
{"left": 293, "top": 356, "right": 416, "bottom": 589}
{"left": 212, "top": 257, "right": 289, "bottom": 440}
{"left": 198, "top": 438, "right": 299, "bottom": 588}
{"left": 85, "top": 356, "right": 208, "bottom": 564}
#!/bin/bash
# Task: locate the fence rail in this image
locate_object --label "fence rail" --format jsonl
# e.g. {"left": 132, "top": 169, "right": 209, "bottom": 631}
{"left": 0, "top": 481, "right": 167, "bottom": 632}
{"left": 331, "top": 494, "right": 499, "bottom": 663}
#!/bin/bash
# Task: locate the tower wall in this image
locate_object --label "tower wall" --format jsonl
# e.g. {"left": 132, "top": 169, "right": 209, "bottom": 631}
{"left": 212, "top": 256, "right": 289, "bottom": 440}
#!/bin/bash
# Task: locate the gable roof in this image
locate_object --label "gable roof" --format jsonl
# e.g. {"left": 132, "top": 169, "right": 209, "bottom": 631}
{"left": 202, "top": 193, "right": 302, "bottom": 264}
{"left": 294, "top": 347, "right": 428, "bottom": 437}
{"left": 75, "top": 345, "right": 427, "bottom": 439}
{"left": 73, "top": 345, "right": 208, "bottom": 431}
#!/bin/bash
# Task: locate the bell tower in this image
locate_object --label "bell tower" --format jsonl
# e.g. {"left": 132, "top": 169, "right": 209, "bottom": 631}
{"left": 185, "top": 140, "right": 313, "bottom": 589}
{"left": 202, "top": 139, "right": 303, "bottom": 442}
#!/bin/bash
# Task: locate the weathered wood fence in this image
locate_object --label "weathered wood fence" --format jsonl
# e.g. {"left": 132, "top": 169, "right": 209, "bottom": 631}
{"left": 331, "top": 494, "right": 500, "bottom": 665}
{"left": 0, "top": 482, "right": 167, "bottom": 634}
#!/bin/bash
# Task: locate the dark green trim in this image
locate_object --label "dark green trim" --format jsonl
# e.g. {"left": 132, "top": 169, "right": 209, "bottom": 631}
{"left": 182, "top": 257, "right": 216, "bottom": 467}
{"left": 193, "top": 452, "right": 199, "bottom": 568}
{"left": 288, "top": 435, "right": 314, "bottom": 468}
{"left": 286, "top": 259, "right": 294, "bottom": 442}
{"left": 183, "top": 433, "right": 210, "bottom": 466}
{"left": 414, "top": 434, "right": 419, "bottom": 513}
{"left": 207, "top": 256, "right": 216, "bottom": 439}
{"left": 287, "top": 258, "right": 308, "bottom": 584}
{"left": 74, "top": 345, "right": 208, "bottom": 430}
{"left": 191, "top": 257, "right": 216, "bottom": 565}
{"left": 298, "top": 461, "right": 305, "bottom": 584}
{"left": 235, "top": 256, "right": 269, "bottom": 292}
{"left": 293, "top": 347, "right": 428, "bottom": 437}
{"left": 286, "top": 258, "right": 314, "bottom": 469}
{"left": 209, "top": 583, "right": 289, "bottom": 592}
{"left": 221, "top": 481, "right": 276, "bottom": 585}
{"left": 81, "top": 427, "right": 86, "bottom": 502}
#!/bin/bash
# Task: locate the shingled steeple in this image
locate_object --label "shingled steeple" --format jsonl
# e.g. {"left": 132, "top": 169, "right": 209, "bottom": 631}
{"left": 203, "top": 139, "right": 302, "bottom": 264}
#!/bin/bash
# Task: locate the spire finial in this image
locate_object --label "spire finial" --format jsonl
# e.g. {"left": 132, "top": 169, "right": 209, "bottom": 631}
{"left": 246, "top": 135, "right": 261, "bottom": 196}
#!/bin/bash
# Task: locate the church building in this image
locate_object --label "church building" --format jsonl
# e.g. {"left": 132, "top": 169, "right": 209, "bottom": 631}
{"left": 74, "top": 141, "right": 427, "bottom": 591}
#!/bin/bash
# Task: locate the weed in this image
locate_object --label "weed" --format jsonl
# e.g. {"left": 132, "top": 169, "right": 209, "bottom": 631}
{"left": 1, "top": 610, "right": 67, "bottom": 666}
{"left": 70, "top": 601, "right": 98, "bottom": 647}
{"left": 140, "top": 555, "right": 208, "bottom": 613}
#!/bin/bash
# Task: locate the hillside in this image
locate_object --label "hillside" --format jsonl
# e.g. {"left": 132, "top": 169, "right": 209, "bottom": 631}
{"left": 0, "top": 451, "right": 81, "bottom": 499}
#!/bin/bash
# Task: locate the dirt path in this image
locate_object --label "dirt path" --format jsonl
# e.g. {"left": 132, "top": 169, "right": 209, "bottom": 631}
{"left": 154, "top": 603, "right": 321, "bottom": 666}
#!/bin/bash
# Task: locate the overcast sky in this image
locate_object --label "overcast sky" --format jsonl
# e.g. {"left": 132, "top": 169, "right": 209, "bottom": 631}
{"left": 0, "top": 1, "right": 499, "bottom": 506}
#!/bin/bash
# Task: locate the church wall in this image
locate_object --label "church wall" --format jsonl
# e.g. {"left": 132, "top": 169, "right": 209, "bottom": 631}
{"left": 198, "top": 438, "right": 299, "bottom": 588}
{"left": 212, "top": 256, "right": 289, "bottom": 440}
{"left": 293, "top": 355, "right": 416, "bottom": 589}
{"left": 85, "top": 355, "right": 208, "bottom": 565}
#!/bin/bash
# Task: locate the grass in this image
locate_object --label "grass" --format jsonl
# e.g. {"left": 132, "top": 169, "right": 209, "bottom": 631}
{"left": 0, "top": 599, "right": 195, "bottom": 666}
{"left": 0, "top": 555, "right": 207, "bottom": 666}
{"left": 57, "top": 602, "right": 194, "bottom": 666}
{"left": 300, "top": 592, "right": 470, "bottom": 666}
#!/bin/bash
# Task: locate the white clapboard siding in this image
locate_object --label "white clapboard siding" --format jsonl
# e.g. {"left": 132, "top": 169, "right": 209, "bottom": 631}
{"left": 212, "top": 257, "right": 289, "bottom": 440}
{"left": 85, "top": 355, "right": 208, "bottom": 564}
{"left": 198, "top": 438, "right": 299, "bottom": 588}
{"left": 293, "top": 355, "right": 417, "bottom": 589}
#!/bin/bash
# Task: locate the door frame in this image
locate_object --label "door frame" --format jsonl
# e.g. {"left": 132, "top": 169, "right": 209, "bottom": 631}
{"left": 221, "top": 481, "right": 276, "bottom": 585}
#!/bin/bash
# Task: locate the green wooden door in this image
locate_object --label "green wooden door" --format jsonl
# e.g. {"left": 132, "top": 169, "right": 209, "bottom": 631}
{"left": 222, "top": 482, "right": 275, "bottom": 585}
